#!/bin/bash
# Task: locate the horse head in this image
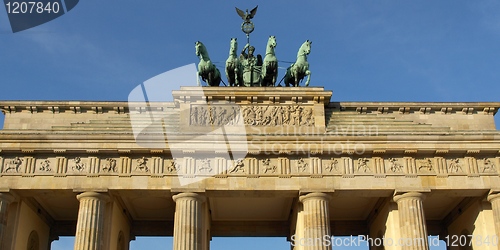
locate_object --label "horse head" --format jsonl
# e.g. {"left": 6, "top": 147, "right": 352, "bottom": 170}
{"left": 229, "top": 38, "right": 238, "bottom": 56}
{"left": 298, "top": 40, "right": 312, "bottom": 57}
{"left": 195, "top": 41, "right": 211, "bottom": 61}
{"left": 195, "top": 41, "right": 207, "bottom": 57}
{"left": 195, "top": 41, "right": 201, "bottom": 56}
{"left": 268, "top": 35, "right": 277, "bottom": 49}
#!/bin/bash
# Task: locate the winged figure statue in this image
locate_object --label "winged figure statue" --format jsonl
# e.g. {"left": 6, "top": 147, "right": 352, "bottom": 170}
{"left": 235, "top": 5, "right": 258, "bottom": 22}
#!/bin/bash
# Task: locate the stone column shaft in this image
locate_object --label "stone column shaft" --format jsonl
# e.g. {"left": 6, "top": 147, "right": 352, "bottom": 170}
{"left": 393, "top": 192, "right": 429, "bottom": 250}
{"left": 299, "top": 193, "right": 331, "bottom": 250}
{"left": 0, "top": 193, "right": 15, "bottom": 246}
{"left": 173, "top": 193, "right": 206, "bottom": 250}
{"left": 74, "top": 192, "right": 110, "bottom": 250}
{"left": 487, "top": 193, "right": 500, "bottom": 238}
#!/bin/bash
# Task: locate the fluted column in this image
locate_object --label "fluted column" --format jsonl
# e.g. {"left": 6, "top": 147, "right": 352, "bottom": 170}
{"left": 299, "top": 193, "right": 331, "bottom": 250}
{"left": 172, "top": 193, "right": 206, "bottom": 250}
{"left": 74, "top": 192, "right": 110, "bottom": 250}
{"left": 0, "top": 193, "right": 15, "bottom": 246}
{"left": 487, "top": 193, "right": 500, "bottom": 238}
{"left": 393, "top": 192, "right": 429, "bottom": 250}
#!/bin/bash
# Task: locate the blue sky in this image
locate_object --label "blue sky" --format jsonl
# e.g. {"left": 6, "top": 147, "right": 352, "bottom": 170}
{"left": 1, "top": 0, "right": 499, "bottom": 249}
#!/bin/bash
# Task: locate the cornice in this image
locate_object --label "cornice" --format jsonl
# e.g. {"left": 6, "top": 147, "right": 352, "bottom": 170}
{"left": 330, "top": 102, "right": 500, "bottom": 115}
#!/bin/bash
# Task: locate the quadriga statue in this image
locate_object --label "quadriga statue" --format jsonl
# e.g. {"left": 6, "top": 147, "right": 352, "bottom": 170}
{"left": 195, "top": 41, "right": 221, "bottom": 86}
{"left": 225, "top": 38, "right": 242, "bottom": 86}
{"left": 261, "top": 35, "right": 278, "bottom": 87}
{"left": 284, "top": 40, "right": 312, "bottom": 87}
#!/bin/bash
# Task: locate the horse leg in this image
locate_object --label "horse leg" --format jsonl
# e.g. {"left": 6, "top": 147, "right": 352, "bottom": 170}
{"left": 235, "top": 67, "right": 239, "bottom": 86}
{"left": 216, "top": 70, "right": 221, "bottom": 86}
{"left": 305, "top": 70, "right": 311, "bottom": 87}
{"left": 284, "top": 68, "right": 290, "bottom": 87}
{"left": 272, "top": 67, "right": 277, "bottom": 87}
{"left": 272, "top": 62, "right": 277, "bottom": 86}
{"left": 226, "top": 67, "right": 232, "bottom": 86}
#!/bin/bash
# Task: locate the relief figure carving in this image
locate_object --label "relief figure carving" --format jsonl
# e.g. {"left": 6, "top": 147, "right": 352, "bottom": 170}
{"left": 190, "top": 105, "right": 314, "bottom": 127}
{"left": 261, "top": 158, "right": 276, "bottom": 173}
{"left": 198, "top": 159, "right": 213, "bottom": 173}
{"left": 388, "top": 158, "right": 403, "bottom": 173}
{"left": 297, "top": 158, "right": 308, "bottom": 172}
{"left": 4, "top": 157, "right": 23, "bottom": 173}
{"left": 136, "top": 157, "right": 149, "bottom": 172}
{"left": 103, "top": 158, "right": 117, "bottom": 172}
{"left": 167, "top": 159, "right": 181, "bottom": 173}
{"left": 325, "top": 158, "right": 338, "bottom": 172}
{"left": 72, "top": 157, "right": 85, "bottom": 172}
{"left": 418, "top": 158, "right": 433, "bottom": 172}
{"left": 482, "top": 158, "right": 496, "bottom": 173}
{"left": 191, "top": 106, "right": 242, "bottom": 126}
{"left": 39, "top": 160, "right": 52, "bottom": 172}
{"left": 448, "top": 159, "right": 462, "bottom": 173}
{"left": 357, "top": 158, "right": 370, "bottom": 173}
{"left": 229, "top": 159, "right": 245, "bottom": 173}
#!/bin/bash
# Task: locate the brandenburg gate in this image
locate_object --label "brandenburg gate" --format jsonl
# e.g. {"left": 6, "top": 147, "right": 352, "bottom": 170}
{"left": 0, "top": 87, "right": 499, "bottom": 250}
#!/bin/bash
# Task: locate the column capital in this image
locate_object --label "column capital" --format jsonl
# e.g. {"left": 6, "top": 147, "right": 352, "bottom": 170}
{"left": 0, "top": 193, "right": 15, "bottom": 204}
{"left": 299, "top": 192, "right": 331, "bottom": 203}
{"left": 76, "top": 191, "right": 110, "bottom": 202}
{"left": 172, "top": 192, "right": 206, "bottom": 203}
{"left": 393, "top": 191, "right": 426, "bottom": 203}
{"left": 487, "top": 193, "right": 500, "bottom": 203}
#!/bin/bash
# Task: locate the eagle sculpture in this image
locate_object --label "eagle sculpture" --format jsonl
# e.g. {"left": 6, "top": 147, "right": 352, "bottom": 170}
{"left": 235, "top": 6, "right": 258, "bottom": 22}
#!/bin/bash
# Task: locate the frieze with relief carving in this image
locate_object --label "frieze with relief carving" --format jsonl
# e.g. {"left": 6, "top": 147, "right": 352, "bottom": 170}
{"left": 1, "top": 155, "right": 499, "bottom": 177}
{"left": 190, "top": 106, "right": 242, "bottom": 126}
{"left": 190, "top": 105, "right": 315, "bottom": 126}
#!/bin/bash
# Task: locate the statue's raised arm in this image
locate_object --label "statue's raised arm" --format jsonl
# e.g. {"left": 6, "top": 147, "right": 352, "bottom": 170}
{"left": 240, "top": 43, "right": 250, "bottom": 59}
